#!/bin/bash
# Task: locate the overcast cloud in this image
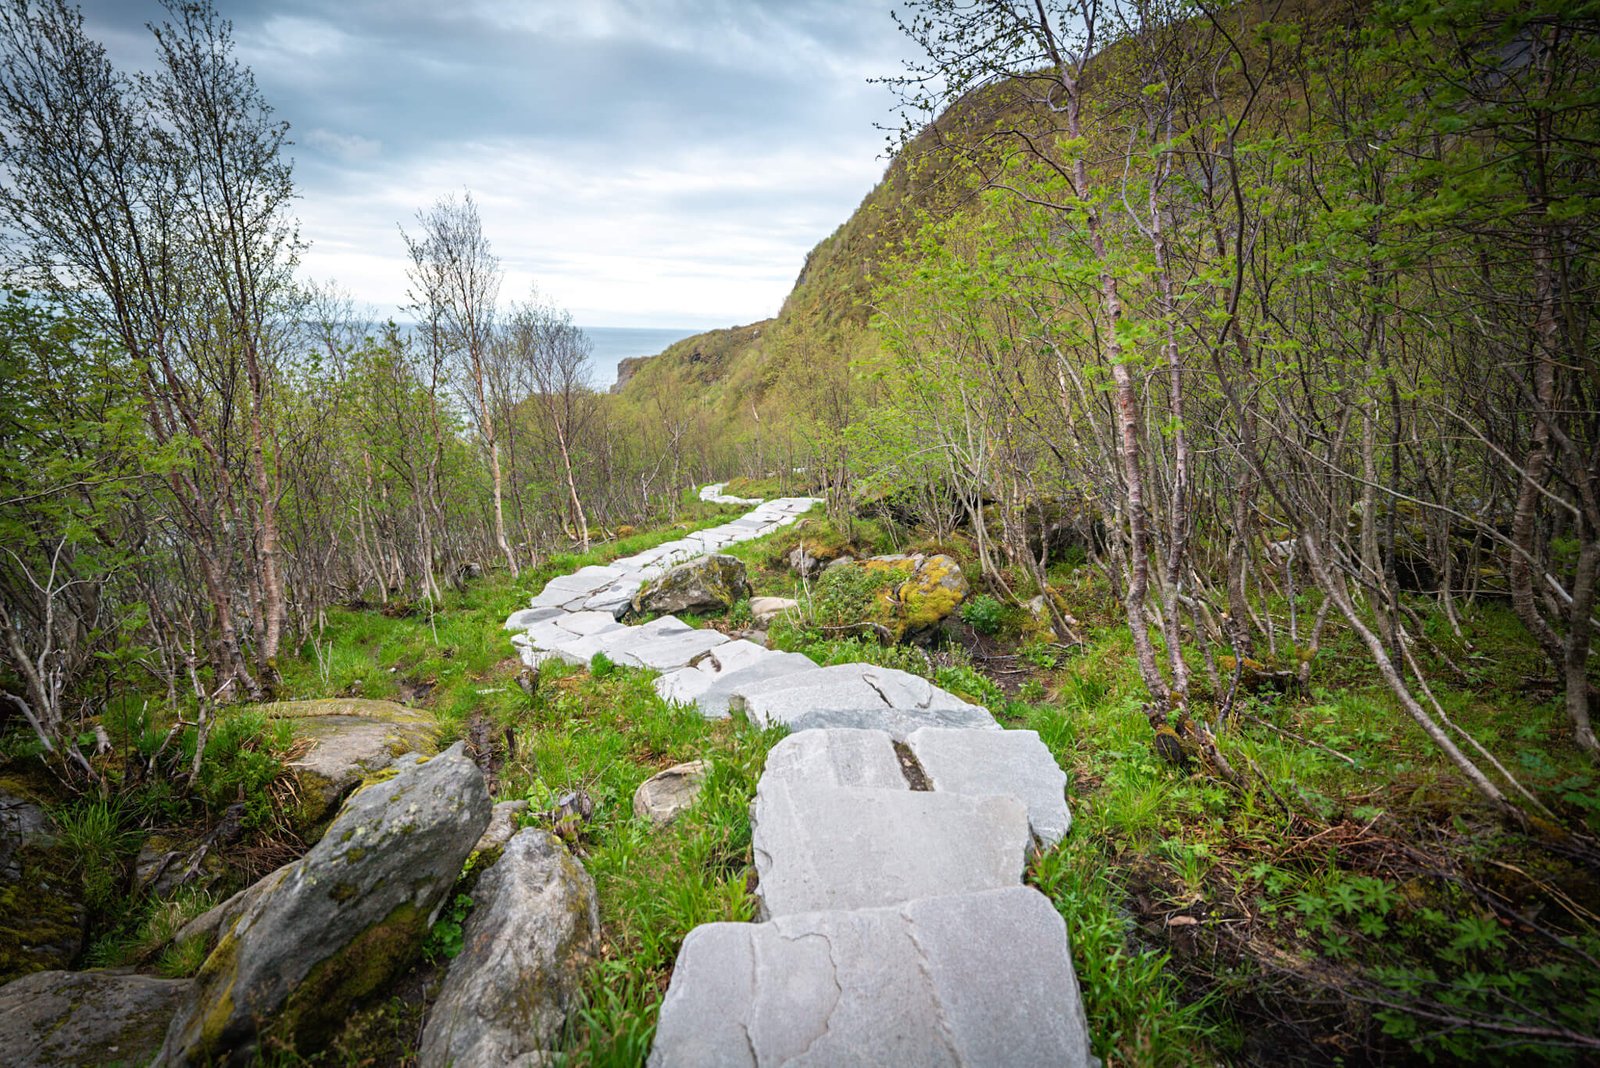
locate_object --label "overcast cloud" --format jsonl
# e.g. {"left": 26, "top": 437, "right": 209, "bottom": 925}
{"left": 77, "top": 0, "right": 921, "bottom": 328}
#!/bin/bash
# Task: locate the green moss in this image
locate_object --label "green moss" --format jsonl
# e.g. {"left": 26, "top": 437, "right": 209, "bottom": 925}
{"left": 268, "top": 900, "right": 431, "bottom": 1053}
{"left": 0, "top": 848, "right": 85, "bottom": 983}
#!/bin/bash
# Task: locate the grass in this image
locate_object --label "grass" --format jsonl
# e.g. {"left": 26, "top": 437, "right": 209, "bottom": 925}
{"left": 23, "top": 494, "right": 1599, "bottom": 1066}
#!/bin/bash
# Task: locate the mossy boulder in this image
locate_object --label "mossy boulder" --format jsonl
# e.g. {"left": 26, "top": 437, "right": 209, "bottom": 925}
{"left": 816, "top": 553, "right": 970, "bottom": 643}
{"left": 159, "top": 742, "right": 491, "bottom": 1065}
{"left": 261, "top": 699, "right": 440, "bottom": 829}
{"left": 0, "top": 787, "right": 85, "bottom": 984}
{"left": 633, "top": 553, "right": 749, "bottom": 615}
{"left": 0, "top": 969, "right": 191, "bottom": 1067}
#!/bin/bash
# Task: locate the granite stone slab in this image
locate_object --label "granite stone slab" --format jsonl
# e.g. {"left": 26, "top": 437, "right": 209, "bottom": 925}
{"left": 648, "top": 886, "right": 1093, "bottom": 1068}
{"left": 784, "top": 703, "right": 1001, "bottom": 741}
{"left": 750, "top": 782, "right": 1029, "bottom": 917}
{"left": 503, "top": 607, "right": 564, "bottom": 631}
{"left": 907, "top": 727, "right": 1072, "bottom": 845}
{"left": 758, "top": 728, "right": 906, "bottom": 792}
{"left": 607, "top": 628, "right": 731, "bottom": 671}
{"left": 656, "top": 650, "right": 820, "bottom": 717}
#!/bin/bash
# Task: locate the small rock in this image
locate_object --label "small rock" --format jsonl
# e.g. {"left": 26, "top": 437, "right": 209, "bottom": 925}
{"left": 633, "top": 554, "right": 749, "bottom": 615}
{"left": 159, "top": 742, "right": 491, "bottom": 1064}
{"left": 419, "top": 829, "right": 601, "bottom": 1067}
{"left": 786, "top": 545, "right": 823, "bottom": 579}
{"left": 473, "top": 800, "right": 529, "bottom": 855}
{"left": 0, "top": 970, "right": 191, "bottom": 1068}
{"left": 748, "top": 596, "right": 797, "bottom": 627}
{"left": 633, "top": 761, "right": 709, "bottom": 825}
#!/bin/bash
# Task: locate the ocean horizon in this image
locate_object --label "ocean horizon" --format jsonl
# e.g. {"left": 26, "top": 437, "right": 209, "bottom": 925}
{"left": 581, "top": 326, "right": 702, "bottom": 388}
{"left": 384, "top": 322, "right": 702, "bottom": 389}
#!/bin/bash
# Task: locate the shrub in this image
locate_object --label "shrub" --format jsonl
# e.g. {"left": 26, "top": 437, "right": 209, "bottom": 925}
{"left": 960, "top": 594, "right": 1004, "bottom": 635}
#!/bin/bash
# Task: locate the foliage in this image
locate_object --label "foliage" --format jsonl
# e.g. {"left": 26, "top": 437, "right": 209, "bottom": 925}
{"left": 960, "top": 593, "right": 1004, "bottom": 635}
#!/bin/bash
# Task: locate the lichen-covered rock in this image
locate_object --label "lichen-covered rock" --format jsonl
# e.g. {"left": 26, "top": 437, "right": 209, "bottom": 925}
{"left": 419, "top": 829, "right": 600, "bottom": 1067}
{"left": 633, "top": 554, "right": 749, "bottom": 615}
{"left": 818, "top": 553, "right": 970, "bottom": 643}
{"left": 633, "top": 761, "right": 709, "bottom": 825}
{"left": 889, "top": 553, "right": 969, "bottom": 641}
{"left": 0, "top": 969, "right": 191, "bottom": 1068}
{"left": 159, "top": 742, "right": 491, "bottom": 1065}
{"left": 0, "top": 786, "right": 84, "bottom": 983}
{"left": 265, "top": 699, "right": 441, "bottom": 828}
{"left": 786, "top": 544, "right": 823, "bottom": 579}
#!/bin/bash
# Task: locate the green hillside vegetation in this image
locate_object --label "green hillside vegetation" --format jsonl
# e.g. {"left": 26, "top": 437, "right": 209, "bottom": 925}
{"left": 2, "top": 0, "right": 1598, "bottom": 1064}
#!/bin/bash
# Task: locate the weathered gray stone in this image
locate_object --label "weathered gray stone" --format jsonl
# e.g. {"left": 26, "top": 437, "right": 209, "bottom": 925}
{"left": 419, "top": 829, "right": 600, "bottom": 1068}
{"left": 582, "top": 578, "right": 643, "bottom": 618}
{"left": 654, "top": 642, "right": 816, "bottom": 716}
{"left": 268, "top": 699, "right": 441, "bottom": 826}
{"left": 750, "top": 782, "right": 1029, "bottom": 917}
{"left": 748, "top": 596, "right": 798, "bottom": 626}
{"left": 908, "top": 727, "right": 1073, "bottom": 845}
{"left": 729, "top": 664, "right": 985, "bottom": 734}
{"left": 504, "top": 606, "right": 563, "bottom": 631}
{"left": 760, "top": 728, "right": 906, "bottom": 792}
{"left": 633, "top": 554, "right": 749, "bottom": 615}
{"left": 0, "top": 969, "right": 191, "bottom": 1068}
{"left": 607, "top": 628, "right": 730, "bottom": 671}
{"left": 784, "top": 703, "right": 1001, "bottom": 741}
{"left": 559, "top": 610, "right": 633, "bottom": 636}
{"left": 786, "top": 545, "right": 823, "bottom": 578}
{"left": 632, "top": 761, "right": 710, "bottom": 825}
{"left": 473, "top": 799, "right": 530, "bottom": 856}
{"left": 648, "top": 887, "right": 1093, "bottom": 1068}
{"left": 160, "top": 743, "right": 491, "bottom": 1065}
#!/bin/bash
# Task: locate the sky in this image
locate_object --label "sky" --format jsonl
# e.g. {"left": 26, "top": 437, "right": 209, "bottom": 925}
{"left": 75, "top": 0, "right": 923, "bottom": 329}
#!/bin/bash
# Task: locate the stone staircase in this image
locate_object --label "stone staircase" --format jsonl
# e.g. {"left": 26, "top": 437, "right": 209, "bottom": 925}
{"left": 504, "top": 490, "right": 1093, "bottom": 1067}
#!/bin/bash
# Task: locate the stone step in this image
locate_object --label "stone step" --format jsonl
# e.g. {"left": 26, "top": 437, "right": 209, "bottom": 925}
{"left": 655, "top": 646, "right": 819, "bottom": 717}
{"left": 750, "top": 782, "right": 1029, "bottom": 917}
{"left": 606, "top": 628, "right": 731, "bottom": 672}
{"left": 529, "top": 566, "right": 631, "bottom": 610}
{"left": 727, "top": 664, "right": 991, "bottom": 737}
{"left": 758, "top": 728, "right": 906, "bottom": 792}
{"left": 648, "top": 887, "right": 1094, "bottom": 1068}
{"left": 780, "top": 704, "right": 1000, "bottom": 740}
{"left": 503, "top": 606, "right": 564, "bottom": 631}
{"left": 907, "top": 727, "right": 1073, "bottom": 846}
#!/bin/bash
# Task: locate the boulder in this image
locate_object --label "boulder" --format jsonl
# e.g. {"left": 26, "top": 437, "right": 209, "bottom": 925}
{"left": 0, "top": 785, "right": 84, "bottom": 983}
{"left": 881, "top": 552, "right": 969, "bottom": 641}
{"left": 0, "top": 969, "right": 191, "bottom": 1068}
{"left": 811, "top": 553, "right": 970, "bottom": 643}
{"left": 418, "top": 829, "right": 600, "bottom": 1067}
{"left": 749, "top": 596, "right": 797, "bottom": 627}
{"left": 632, "top": 554, "right": 749, "bottom": 615}
{"left": 266, "top": 699, "right": 441, "bottom": 827}
{"left": 632, "top": 761, "right": 709, "bottom": 825}
{"left": 160, "top": 743, "right": 491, "bottom": 1065}
{"left": 473, "top": 799, "right": 529, "bottom": 856}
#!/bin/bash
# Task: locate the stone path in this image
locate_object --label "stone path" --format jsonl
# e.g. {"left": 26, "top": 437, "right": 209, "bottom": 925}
{"left": 504, "top": 490, "right": 1093, "bottom": 1066}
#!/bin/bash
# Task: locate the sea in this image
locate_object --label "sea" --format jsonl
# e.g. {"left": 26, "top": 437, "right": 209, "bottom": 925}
{"left": 383, "top": 323, "right": 699, "bottom": 390}
{"left": 583, "top": 326, "right": 701, "bottom": 389}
